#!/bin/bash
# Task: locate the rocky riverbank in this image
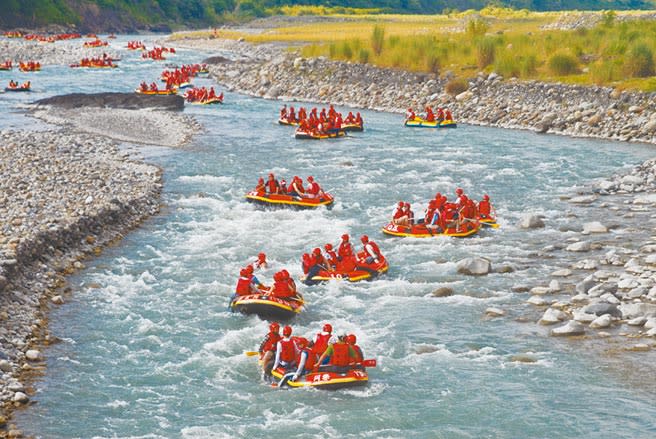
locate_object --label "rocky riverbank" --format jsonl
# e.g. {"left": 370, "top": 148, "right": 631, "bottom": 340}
{"left": 0, "top": 129, "right": 162, "bottom": 436}
{"left": 0, "top": 38, "right": 120, "bottom": 66}
{"left": 180, "top": 37, "right": 656, "bottom": 145}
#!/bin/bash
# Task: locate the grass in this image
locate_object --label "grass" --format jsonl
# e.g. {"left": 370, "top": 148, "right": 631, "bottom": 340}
{"left": 171, "top": 9, "right": 656, "bottom": 91}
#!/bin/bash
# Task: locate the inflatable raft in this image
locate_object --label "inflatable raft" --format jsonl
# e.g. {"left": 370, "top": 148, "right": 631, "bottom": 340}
{"left": 342, "top": 123, "right": 363, "bottom": 132}
{"left": 302, "top": 257, "right": 389, "bottom": 285}
{"left": 4, "top": 86, "right": 30, "bottom": 92}
{"left": 135, "top": 88, "right": 177, "bottom": 95}
{"left": 271, "top": 365, "right": 370, "bottom": 390}
{"left": 381, "top": 221, "right": 480, "bottom": 238}
{"left": 230, "top": 293, "right": 304, "bottom": 320}
{"left": 245, "top": 191, "right": 334, "bottom": 209}
{"left": 295, "top": 129, "right": 347, "bottom": 140}
{"left": 278, "top": 117, "right": 299, "bottom": 126}
{"left": 404, "top": 118, "right": 457, "bottom": 128}
{"left": 70, "top": 63, "right": 117, "bottom": 68}
{"left": 189, "top": 97, "right": 223, "bottom": 105}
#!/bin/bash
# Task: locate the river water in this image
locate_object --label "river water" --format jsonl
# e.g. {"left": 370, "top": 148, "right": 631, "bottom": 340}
{"left": 3, "top": 36, "right": 656, "bottom": 438}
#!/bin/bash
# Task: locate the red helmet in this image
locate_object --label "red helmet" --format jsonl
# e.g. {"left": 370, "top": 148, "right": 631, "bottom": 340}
{"left": 293, "top": 175, "right": 299, "bottom": 181}
{"left": 428, "top": 200, "right": 437, "bottom": 208}
{"left": 323, "top": 323, "right": 332, "bottom": 333}
{"left": 268, "top": 173, "right": 274, "bottom": 178}
{"left": 456, "top": 188, "right": 464, "bottom": 195}
{"left": 398, "top": 201, "right": 404, "bottom": 207}
{"left": 361, "top": 235, "right": 369, "bottom": 243}
{"left": 302, "top": 253, "right": 310, "bottom": 261}
{"left": 258, "top": 252, "right": 266, "bottom": 261}
{"left": 341, "top": 234, "right": 349, "bottom": 241}
{"left": 435, "top": 192, "right": 441, "bottom": 199}
{"left": 239, "top": 268, "right": 249, "bottom": 277}
{"left": 346, "top": 334, "right": 356, "bottom": 345}
{"left": 245, "top": 265, "right": 254, "bottom": 274}
{"left": 258, "top": 177, "right": 264, "bottom": 183}
{"left": 281, "top": 269, "right": 289, "bottom": 279}
{"left": 269, "top": 322, "right": 280, "bottom": 333}
{"left": 324, "top": 243, "right": 333, "bottom": 251}
{"left": 404, "top": 202, "right": 410, "bottom": 208}
{"left": 308, "top": 176, "right": 314, "bottom": 182}
{"left": 295, "top": 337, "right": 308, "bottom": 348}
{"left": 283, "top": 325, "right": 292, "bottom": 337}
{"left": 483, "top": 194, "right": 490, "bottom": 201}
{"left": 313, "top": 247, "right": 322, "bottom": 255}
{"left": 273, "top": 272, "right": 283, "bottom": 281}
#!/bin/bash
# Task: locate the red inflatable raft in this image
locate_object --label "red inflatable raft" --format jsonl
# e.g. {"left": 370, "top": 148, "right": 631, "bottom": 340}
{"left": 245, "top": 191, "right": 334, "bottom": 209}
{"left": 381, "top": 220, "right": 480, "bottom": 238}
{"left": 230, "top": 293, "right": 304, "bottom": 320}
{"left": 302, "top": 256, "right": 389, "bottom": 285}
{"left": 271, "top": 364, "right": 371, "bottom": 389}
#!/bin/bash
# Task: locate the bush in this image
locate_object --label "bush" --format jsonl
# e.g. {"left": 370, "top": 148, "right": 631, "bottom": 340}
{"left": 625, "top": 43, "right": 654, "bottom": 78}
{"left": 340, "top": 41, "right": 353, "bottom": 60}
{"left": 591, "top": 60, "right": 621, "bottom": 85}
{"left": 358, "top": 48, "right": 370, "bottom": 64}
{"left": 466, "top": 18, "right": 489, "bottom": 37}
{"left": 426, "top": 54, "right": 440, "bottom": 74}
{"left": 548, "top": 53, "right": 579, "bottom": 75}
{"left": 477, "top": 37, "right": 496, "bottom": 69}
{"left": 445, "top": 78, "right": 468, "bottom": 96}
{"left": 371, "top": 25, "right": 385, "bottom": 56}
{"left": 494, "top": 53, "right": 519, "bottom": 78}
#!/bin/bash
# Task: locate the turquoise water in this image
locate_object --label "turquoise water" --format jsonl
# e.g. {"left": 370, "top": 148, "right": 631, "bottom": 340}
{"left": 3, "top": 36, "right": 656, "bottom": 439}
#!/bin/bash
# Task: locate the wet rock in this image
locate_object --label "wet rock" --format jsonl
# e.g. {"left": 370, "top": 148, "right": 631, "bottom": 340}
{"left": 566, "top": 241, "right": 591, "bottom": 252}
{"left": 509, "top": 354, "right": 537, "bottom": 363}
{"left": 575, "top": 276, "right": 597, "bottom": 294}
{"left": 548, "top": 280, "right": 561, "bottom": 292}
{"left": 582, "top": 221, "right": 608, "bottom": 234}
{"left": 573, "top": 310, "right": 596, "bottom": 323}
{"left": 511, "top": 285, "right": 530, "bottom": 293}
{"left": 35, "top": 92, "right": 185, "bottom": 111}
{"left": 0, "top": 359, "right": 12, "bottom": 372}
{"left": 12, "top": 392, "right": 29, "bottom": 403}
{"left": 582, "top": 302, "right": 621, "bottom": 318}
{"left": 619, "top": 303, "right": 656, "bottom": 319}
{"left": 485, "top": 307, "right": 506, "bottom": 317}
{"left": 518, "top": 214, "right": 544, "bottom": 229}
{"left": 527, "top": 295, "right": 548, "bottom": 306}
{"left": 627, "top": 316, "right": 647, "bottom": 326}
{"left": 590, "top": 314, "right": 613, "bottom": 329}
{"left": 539, "top": 308, "right": 568, "bottom": 325}
{"left": 551, "top": 321, "right": 585, "bottom": 337}
{"left": 456, "top": 257, "right": 491, "bottom": 275}
{"left": 25, "top": 350, "right": 42, "bottom": 361}
{"left": 431, "top": 287, "right": 453, "bottom": 297}
{"left": 569, "top": 195, "right": 597, "bottom": 204}
{"left": 551, "top": 268, "right": 572, "bottom": 277}
{"left": 51, "top": 295, "right": 64, "bottom": 305}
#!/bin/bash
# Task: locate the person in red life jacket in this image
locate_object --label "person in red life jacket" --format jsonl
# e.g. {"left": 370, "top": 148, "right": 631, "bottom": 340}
{"left": 404, "top": 202, "right": 415, "bottom": 225}
{"left": 208, "top": 87, "right": 216, "bottom": 99}
{"left": 311, "top": 247, "right": 328, "bottom": 270}
{"left": 280, "top": 269, "right": 296, "bottom": 294}
{"left": 445, "top": 109, "right": 453, "bottom": 121}
{"left": 392, "top": 201, "right": 409, "bottom": 226}
{"left": 260, "top": 322, "right": 281, "bottom": 379}
{"left": 266, "top": 173, "right": 280, "bottom": 195}
{"left": 235, "top": 268, "right": 257, "bottom": 296}
{"left": 324, "top": 243, "right": 338, "bottom": 269}
{"left": 289, "top": 337, "right": 316, "bottom": 382}
{"left": 334, "top": 114, "right": 343, "bottom": 131}
{"left": 345, "top": 111, "right": 355, "bottom": 124}
{"left": 218, "top": 92, "right": 224, "bottom": 102}
{"left": 346, "top": 334, "right": 363, "bottom": 364}
{"left": 424, "top": 199, "right": 436, "bottom": 225}
{"left": 319, "top": 108, "right": 327, "bottom": 121}
{"left": 355, "top": 112, "right": 363, "bottom": 127}
{"left": 289, "top": 106, "right": 296, "bottom": 122}
{"left": 279, "top": 178, "right": 287, "bottom": 193}
{"left": 455, "top": 187, "right": 466, "bottom": 207}
{"left": 288, "top": 176, "right": 305, "bottom": 197}
{"left": 298, "top": 107, "right": 307, "bottom": 120}
{"left": 255, "top": 177, "right": 265, "bottom": 195}
{"left": 268, "top": 271, "right": 295, "bottom": 299}
{"left": 337, "top": 234, "right": 354, "bottom": 260}
{"left": 406, "top": 108, "right": 415, "bottom": 121}
{"left": 478, "top": 194, "right": 493, "bottom": 219}
{"left": 328, "top": 104, "right": 336, "bottom": 119}
{"left": 301, "top": 253, "right": 312, "bottom": 275}
{"left": 251, "top": 252, "right": 267, "bottom": 270}
{"left": 315, "top": 335, "right": 357, "bottom": 371}
{"left": 140, "top": 81, "right": 148, "bottom": 92}
{"left": 312, "top": 323, "right": 334, "bottom": 363}
{"left": 280, "top": 104, "right": 287, "bottom": 120}
{"left": 436, "top": 107, "right": 445, "bottom": 121}
{"left": 272, "top": 325, "right": 298, "bottom": 372}
{"left": 425, "top": 106, "right": 435, "bottom": 122}
{"left": 359, "top": 235, "right": 382, "bottom": 264}
{"left": 306, "top": 176, "right": 321, "bottom": 198}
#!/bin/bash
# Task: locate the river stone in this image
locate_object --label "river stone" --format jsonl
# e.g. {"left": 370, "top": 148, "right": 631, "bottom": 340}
{"left": 573, "top": 310, "right": 596, "bottom": 323}
{"left": 618, "top": 278, "right": 639, "bottom": 290}
{"left": 13, "top": 392, "right": 29, "bottom": 403}
{"left": 51, "top": 295, "right": 64, "bottom": 305}
{"left": 647, "top": 328, "right": 656, "bottom": 336}
{"left": 530, "top": 286, "right": 551, "bottom": 295}
{"left": 551, "top": 321, "right": 585, "bottom": 337}
{"left": 548, "top": 280, "right": 561, "bottom": 292}
{"left": 582, "top": 221, "right": 608, "bottom": 234}
{"left": 25, "top": 349, "right": 42, "bottom": 361}
{"left": 570, "top": 195, "right": 597, "bottom": 204}
{"left": 539, "top": 308, "right": 568, "bottom": 325}
{"left": 35, "top": 92, "right": 185, "bottom": 111}
{"left": 576, "top": 276, "right": 597, "bottom": 295}
{"left": 582, "top": 302, "right": 621, "bottom": 317}
{"left": 619, "top": 303, "right": 656, "bottom": 319}
{"left": 644, "top": 318, "right": 656, "bottom": 330}
{"left": 518, "top": 214, "right": 544, "bottom": 229}
{"left": 527, "top": 295, "right": 548, "bottom": 306}
{"left": 590, "top": 314, "right": 613, "bottom": 329}
{"left": 621, "top": 175, "right": 644, "bottom": 186}
{"left": 567, "top": 241, "right": 591, "bottom": 252}
{"left": 645, "top": 254, "right": 656, "bottom": 265}
{"left": 571, "top": 294, "right": 589, "bottom": 304}
{"left": 627, "top": 316, "right": 647, "bottom": 326}
{"left": 634, "top": 194, "right": 656, "bottom": 204}
{"left": 0, "top": 359, "right": 11, "bottom": 372}
{"left": 551, "top": 268, "right": 572, "bottom": 277}
{"left": 509, "top": 354, "right": 538, "bottom": 363}
{"left": 485, "top": 307, "right": 506, "bottom": 317}
{"left": 456, "top": 257, "right": 491, "bottom": 275}
{"left": 432, "top": 287, "right": 454, "bottom": 297}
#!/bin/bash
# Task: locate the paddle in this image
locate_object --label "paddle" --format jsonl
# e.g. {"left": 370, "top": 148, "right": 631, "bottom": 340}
{"left": 244, "top": 351, "right": 259, "bottom": 357}
{"left": 361, "top": 359, "right": 377, "bottom": 368}
{"left": 277, "top": 372, "right": 296, "bottom": 388}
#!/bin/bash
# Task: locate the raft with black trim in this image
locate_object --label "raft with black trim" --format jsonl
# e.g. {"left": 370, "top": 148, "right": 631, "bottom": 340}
{"left": 189, "top": 97, "right": 223, "bottom": 105}
{"left": 271, "top": 366, "right": 369, "bottom": 390}
{"left": 135, "top": 88, "right": 177, "bottom": 95}
{"left": 4, "top": 86, "right": 31, "bottom": 92}
{"left": 404, "top": 118, "right": 457, "bottom": 128}
{"left": 245, "top": 191, "right": 334, "bottom": 209}
{"left": 278, "top": 117, "right": 299, "bottom": 126}
{"left": 295, "top": 129, "right": 347, "bottom": 140}
{"left": 342, "top": 123, "right": 363, "bottom": 132}
{"left": 381, "top": 221, "right": 479, "bottom": 238}
{"left": 302, "top": 257, "right": 389, "bottom": 285}
{"left": 230, "top": 293, "right": 304, "bottom": 320}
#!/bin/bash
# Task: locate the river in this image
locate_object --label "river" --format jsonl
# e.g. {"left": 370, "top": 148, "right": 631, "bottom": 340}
{"left": 2, "top": 35, "right": 656, "bottom": 438}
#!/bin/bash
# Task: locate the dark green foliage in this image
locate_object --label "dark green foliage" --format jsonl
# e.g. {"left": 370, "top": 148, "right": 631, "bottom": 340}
{"left": 371, "top": 25, "right": 385, "bottom": 56}
{"left": 548, "top": 53, "right": 579, "bottom": 75}
{"left": 477, "top": 37, "right": 496, "bottom": 68}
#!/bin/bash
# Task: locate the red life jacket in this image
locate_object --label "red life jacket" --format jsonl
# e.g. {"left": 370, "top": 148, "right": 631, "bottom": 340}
{"left": 313, "top": 332, "right": 331, "bottom": 356}
{"left": 326, "top": 250, "right": 338, "bottom": 266}
{"left": 393, "top": 207, "right": 405, "bottom": 220}
{"left": 478, "top": 200, "right": 491, "bottom": 217}
{"left": 313, "top": 254, "right": 327, "bottom": 267}
{"left": 279, "top": 338, "right": 296, "bottom": 363}
{"left": 260, "top": 332, "right": 281, "bottom": 354}
{"left": 267, "top": 179, "right": 279, "bottom": 194}
{"left": 353, "top": 345, "right": 363, "bottom": 363}
{"left": 366, "top": 241, "right": 382, "bottom": 259}
{"left": 235, "top": 275, "right": 253, "bottom": 295}
{"left": 272, "top": 280, "right": 293, "bottom": 298}
{"left": 307, "top": 181, "right": 320, "bottom": 195}
{"left": 300, "top": 348, "right": 317, "bottom": 370}
{"left": 330, "top": 342, "right": 351, "bottom": 367}
{"left": 338, "top": 241, "right": 353, "bottom": 258}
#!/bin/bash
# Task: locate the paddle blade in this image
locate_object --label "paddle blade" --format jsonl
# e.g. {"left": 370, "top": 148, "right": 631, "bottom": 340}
{"left": 361, "top": 359, "right": 377, "bottom": 368}
{"left": 244, "top": 351, "right": 260, "bottom": 357}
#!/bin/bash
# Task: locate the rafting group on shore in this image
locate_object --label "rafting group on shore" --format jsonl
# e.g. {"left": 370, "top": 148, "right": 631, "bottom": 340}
{"left": 259, "top": 322, "right": 365, "bottom": 383}
{"left": 280, "top": 104, "right": 364, "bottom": 138}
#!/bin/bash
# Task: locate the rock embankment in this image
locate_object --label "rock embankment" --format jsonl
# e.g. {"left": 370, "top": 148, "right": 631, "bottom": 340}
{"left": 195, "top": 39, "right": 656, "bottom": 145}
{"left": 0, "top": 38, "right": 120, "bottom": 66}
{"left": 0, "top": 130, "right": 162, "bottom": 429}
{"left": 35, "top": 93, "right": 185, "bottom": 111}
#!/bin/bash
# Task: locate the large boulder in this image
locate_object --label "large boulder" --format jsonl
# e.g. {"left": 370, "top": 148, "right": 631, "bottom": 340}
{"left": 539, "top": 308, "right": 568, "bottom": 325}
{"left": 456, "top": 257, "right": 491, "bottom": 275}
{"left": 551, "top": 321, "right": 585, "bottom": 337}
{"left": 590, "top": 314, "right": 613, "bottom": 329}
{"left": 582, "top": 302, "right": 621, "bottom": 318}
{"left": 518, "top": 214, "right": 545, "bottom": 229}
{"left": 618, "top": 303, "right": 656, "bottom": 319}
{"left": 566, "top": 241, "right": 591, "bottom": 252}
{"left": 34, "top": 92, "right": 184, "bottom": 111}
{"left": 583, "top": 222, "right": 608, "bottom": 234}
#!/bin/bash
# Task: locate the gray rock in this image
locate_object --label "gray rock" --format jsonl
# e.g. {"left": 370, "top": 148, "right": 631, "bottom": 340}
{"left": 0, "top": 359, "right": 11, "bottom": 372}
{"left": 575, "top": 276, "right": 597, "bottom": 295}
{"left": 51, "top": 295, "right": 64, "bottom": 305}
{"left": 539, "top": 308, "right": 568, "bottom": 325}
{"left": 590, "top": 314, "right": 613, "bottom": 329}
{"left": 35, "top": 92, "right": 184, "bottom": 111}
{"left": 573, "top": 310, "right": 596, "bottom": 323}
{"left": 527, "top": 295, "right": 548, "bottom": 306}
{"left": 431, "top": 287, "right": 454, "bottom": 297}
{"left": 566, "top": 241, "right": 591, "bottom": 252}
{"left": 12, "top": 391, "right": 29, "bottom": 403}
{"left": 25, "top": 349, "right": 42, "bottom": 361}
{"left": 569, "top": 195, "right": 597, "bottom": 204}
{"left": 582, "top": 221, "right": 608, "bottom": 234}
{"left": 551, "top": 321, "right": 585, "bottom": 337}
{"left": 619, "top": 303, "right": 656, "bottom": 319}
{"left": 582, "top": 302, "right": 621, "bottom": 317}
{"left": 627, "top": 316, "right": 647, "bottom": 326}
{"left": 485, "top": 307, "right": 506, "bottom": 317}
{"left": 518, "top": 214, "right": 544, "bottom": 229}
{"left": 456, "top": 257, "right": 491, "bottom": 275}
{"left": 551, "top": 268, "right": 572, "bottom": 277}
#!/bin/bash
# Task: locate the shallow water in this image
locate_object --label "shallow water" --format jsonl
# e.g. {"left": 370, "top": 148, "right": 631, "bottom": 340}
{"left": 3, "top": 35, "right": 656, "bottom": 438}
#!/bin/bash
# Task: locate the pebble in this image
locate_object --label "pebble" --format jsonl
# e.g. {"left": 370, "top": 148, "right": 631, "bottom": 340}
{"left": 551, "top": 321, "right": 585, "bottom": 337}
{"left": 485, "top": 307, "right": 506, "bottom": 317}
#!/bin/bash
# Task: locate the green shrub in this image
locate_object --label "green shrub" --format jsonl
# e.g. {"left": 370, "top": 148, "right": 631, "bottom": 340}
{"left": 591, "top": 60, "right": 621, "bottom": 85}
{"left": 548, "top": 53, "right": 579, "bottom": 75}
{"left": 359, "top": 48, "right": 370, "bottom": 64}
{"left": 466, "top": 18, "right": 489, "bottom": 38}
{"left": 371, "top": 25, "right": 385, "bottom": 55}
{"left": 426, "top": 54, "right": 440, "bottom": 74}
{"left": 624, "top": 43, "right": 654, "bottom": 78}
{"left": 445, "top": 78, "right": 468, "bottom": 96}
{"left": 477, "top": 37, "right": 496, "bottom": 68}
{"left": 494, "top": 53, "right": 519, "bottom": 78}
{"left": 340, "top": 41, "right": 353, "bottom": 60}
